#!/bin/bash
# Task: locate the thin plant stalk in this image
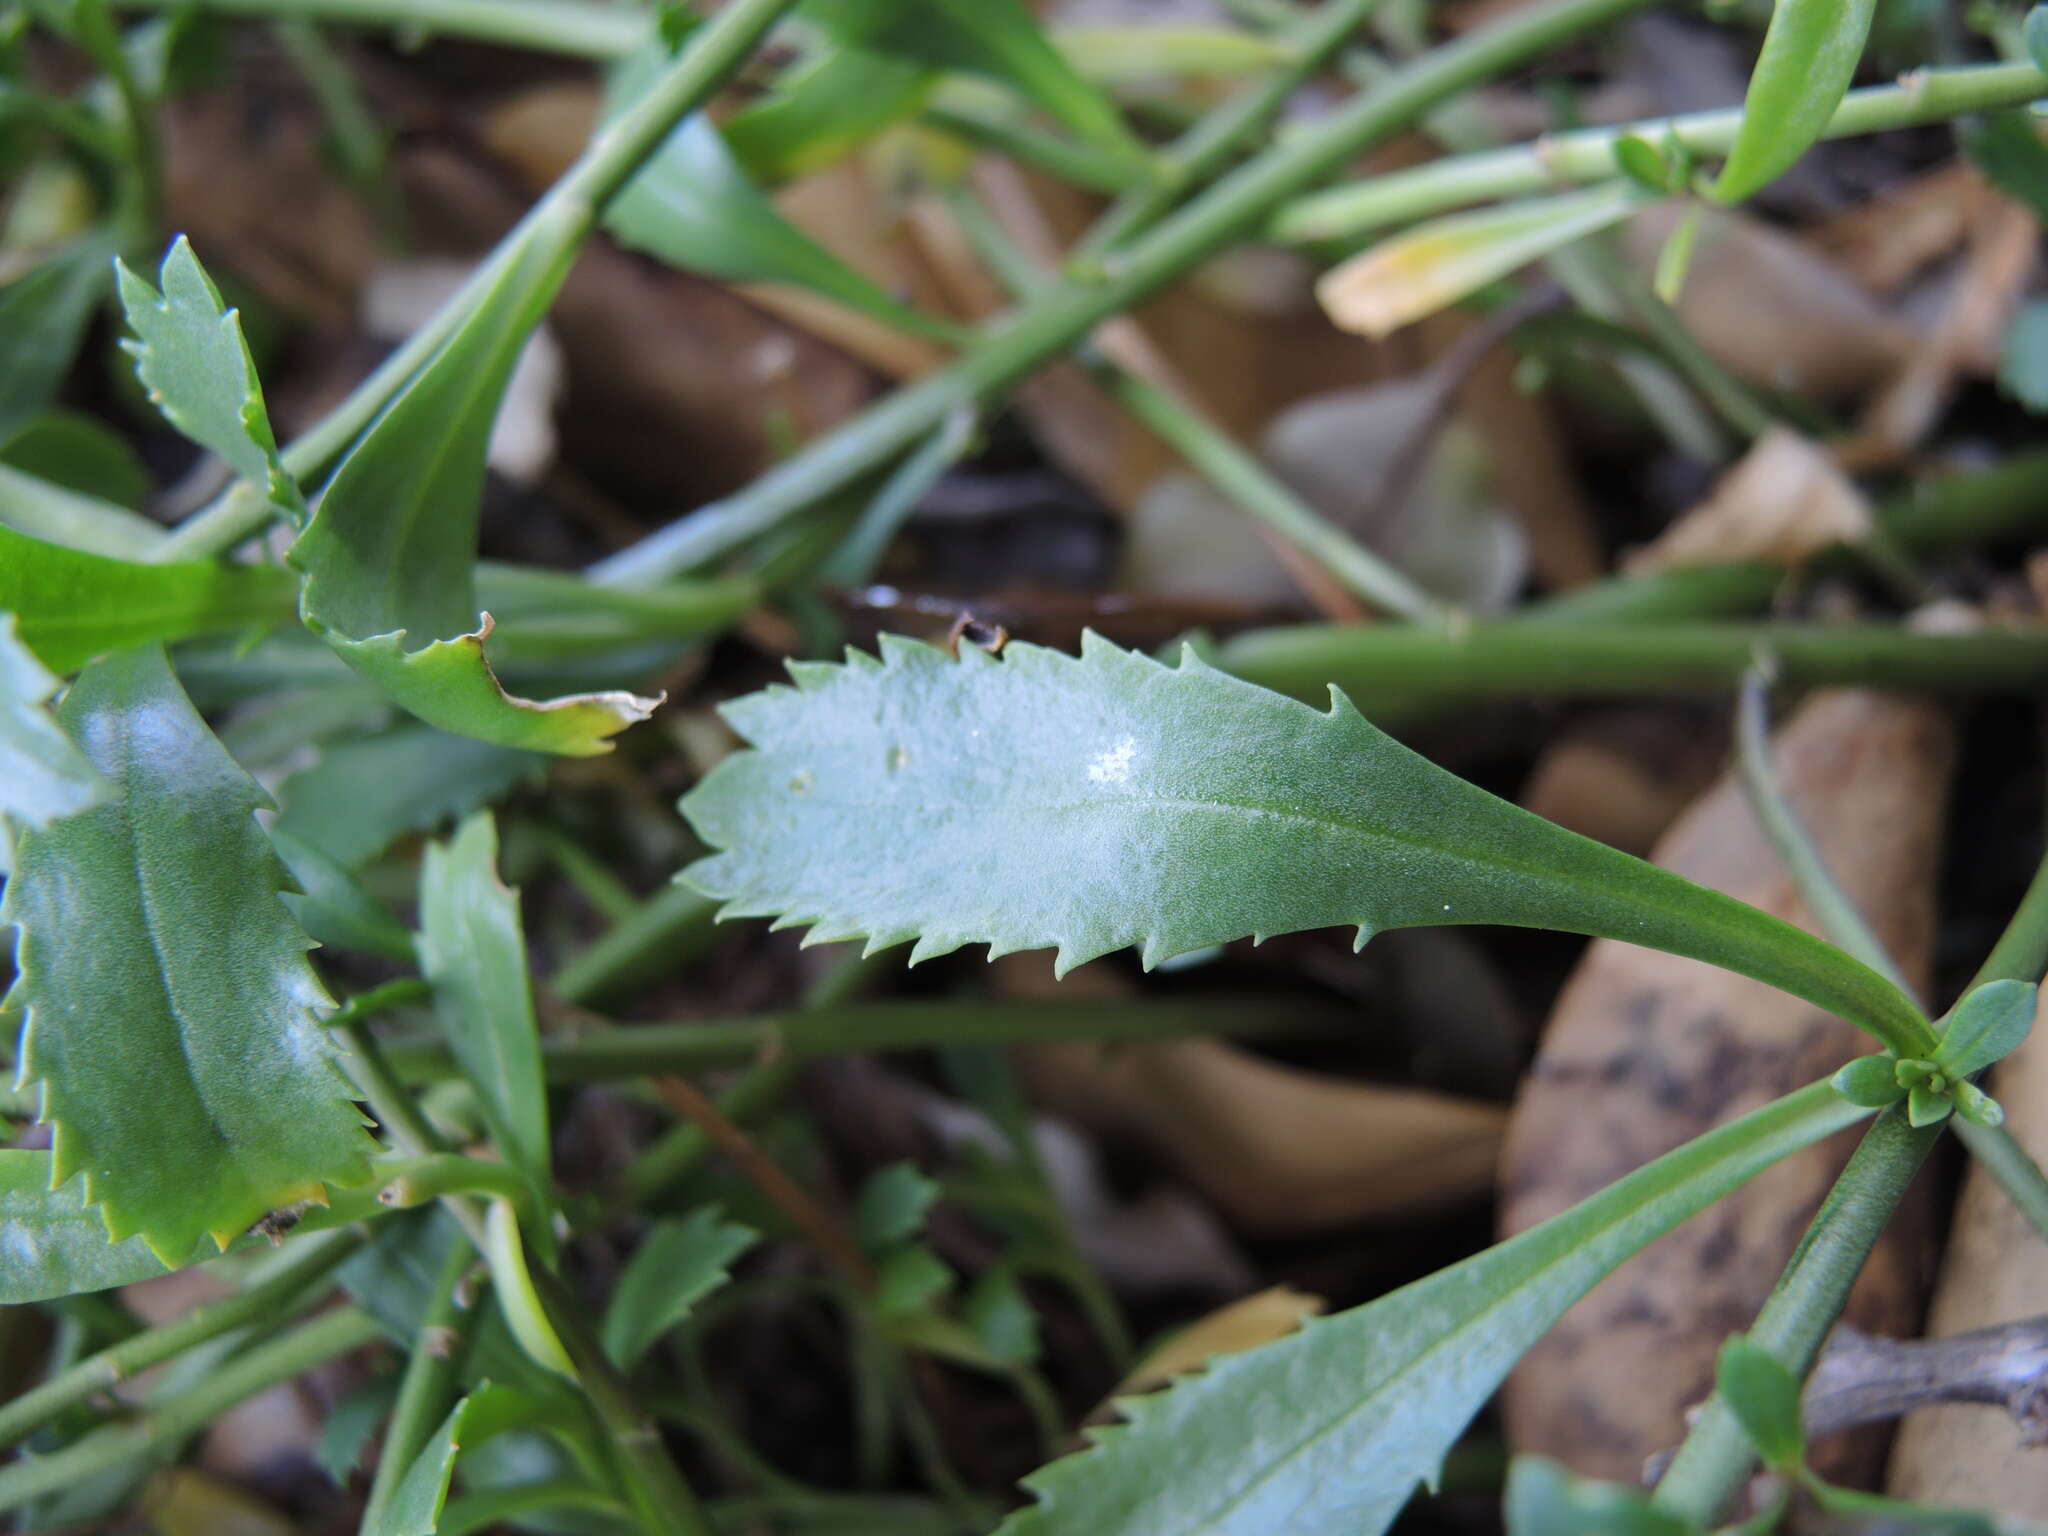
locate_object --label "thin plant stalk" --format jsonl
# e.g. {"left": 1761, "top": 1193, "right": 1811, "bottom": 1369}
{"left": 1651, "top": 1110, "right": 1941, "bottom": 1525}
{"left": 110, "top": 0, "right": 652, "bottom": 57}
{"left": 1074, "top": 0, "right": 1396, "bottom": 259}
{"left": 1273, "top": 60, "right": 2048, "bottom": 244}
{"left": 360, "top": 1241, "right": 474, "bottom": 1530}
{"left": 156, "top": 0, "right": 806, "bottom": 562}
{"left": 0, "top": 1227, "right": 366, "bottom": 1449}
{"left": 1734, "top": 672, "right": 1912, "bottom": 995}
{"left": 585, "top": 0, "right": 1669, "bottom": 587}
{"left": 938, "top": 174, "right": 1445, "bottom": 623}
{"left": 379, "top": 998, "right": 1298, "bottom": 1085}
{"left": 0, "top": 1307, "right": 383, "bottom": 1515}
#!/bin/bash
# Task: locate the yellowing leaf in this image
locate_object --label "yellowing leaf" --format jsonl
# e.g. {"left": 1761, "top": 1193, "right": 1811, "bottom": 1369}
{"left": 1318, "top": 184, "right": 1643, "bottom": 340}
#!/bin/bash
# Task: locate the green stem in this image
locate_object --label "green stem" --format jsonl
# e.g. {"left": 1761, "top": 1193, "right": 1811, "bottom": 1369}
{"left": 110, "top": 0, "right": 651, "bottom": 56}
{"left": 1949, "top": 828, "right": 2048, "bottom": 1244}
{"left": 920, "top": 101, "right": 1145, "bottom": 196}
{"left": 1651, "top": 1109, "right": 1941, "bottom": 1526}
{"left": 156, "top": 0, "right": 803, "bottom": 562}
{"left": 0, "top": 1307, "right": 382, "bottom": 1515}
{"left": 587, "top": 0, "right": 1667, "bottom": 587}
{"left": 1074, "top": 0, "right": 1396, "bottom": 258}
{"left": 328, "top": 978, "right": 432, "bottom": 1033}
{"left": 530, "top": 1267, "right": 714, "bottom": 1536}
{"left": 1734, "top": 673, "right": 1912, "bottom": 995}
{"left": 381, "top": 998, "right": 1298, "bottom": 1085}
{"left": 550, "top": 880, "right": 721, "bottom": 1009}
{"left": 376, "top": 1152, "right": 537, "bottom": 1214}
{"left": 1103, "top": 367, "right": 1449, "bottom": 623}
{"left": 0, "top": 1228, "right": 365, "bottom": 1449}
{"left": 1274, "top": 60, "right": 2048, "bottom": 243}
{"left": 360, "top": 1242, "right": 474, "bottom": 1531}
{"left": 1527, "top": 448, "right": 2048, "bottom": 626}
{"left": 1218, "top": 620, "right": 2048, "bottom": 713}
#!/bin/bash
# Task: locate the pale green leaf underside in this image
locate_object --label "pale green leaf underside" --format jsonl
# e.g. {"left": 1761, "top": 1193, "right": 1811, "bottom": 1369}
{"left": 417, "top": 812, "right": 551, "bottom": 1199}
{"left": 682, "top": 634, "right": 1926, "bottom": 1053}
{"left": 0, "top": 611, "right": 109, "bottom": 836}
{"left": 4, "top": 645, "right": 373, "bottom": 1261}
{"left": 997, "top": 1081, "right": 1866, "bottom": 1536}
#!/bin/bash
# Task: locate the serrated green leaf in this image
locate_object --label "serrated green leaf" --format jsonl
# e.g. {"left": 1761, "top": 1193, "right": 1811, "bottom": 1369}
{"left": 273, "top": 724, "right": 546, "bottom": 870}
{"left": 417, "top": 812, "right": 550, "bottom": 1200}
{"left": 1715, "top": 1336, "right": 1804, "bottom": 1470}
{"left": 1829, "top": 1054, "right": 1905, "bottom": 1109}
{"left": 1, "top": 409, "right": 155, "bottom": 509}
{"left": 0, "top": 523, "right": 296, "bottom": 673}
{"left": 0, "top": 1148, "right": 178, "bottom": 1303}
{"left": 0, "top": 610, "right": 109, "bottom": 837}
{"left": 681, "top": 634, "right": 1929, "bottom": 1055}
{"left": 1504, "top": 1456, "right": 1699, "bottom": 1536}
{"left": 1317, "top": 183, "right": 1645, "bottom": 341}
{"left": 603, "top": 46, "right": 956, "bottom": 342}
{"left": 2, "top": 643, "right": 372, "bottom": 1261}
{"left": 807, "top": 0, "right": 1151, "bottom": 171}
{"left": 0, "top": 460, "right": 173, "bottom": 559}
{"left": 0, "top": 238, "right": 109, "bottom": 442}
{"left": 1934, "top": 978, "right": 2036, "bottom": 1080}
{"left": 600, "top": 1206, "right": 757, "bottom": 1367}
{"left": 993, "top": 1079, "right": 1865, "bottom": 1535}
{"left": 115, "top": 237, "right": 304, "bottom": 522}
{"left": 2001, "top": 302, "right": 2048, "bottom": 414}
{"left": 1708, "top": 0, "right": 1878, "bottom": 204}
{"left": 724, "top": 44, "right": 935, "bottom": 184}
{"left": 854, "top": 1161, "right": 941, "bottom": 1253}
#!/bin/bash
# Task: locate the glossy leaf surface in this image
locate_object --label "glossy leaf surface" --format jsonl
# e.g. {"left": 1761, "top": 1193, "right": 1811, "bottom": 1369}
{"left": 0, "top": 611, "right": 108, "bottom": 836}
{"left": 994, "top": 1081, "right": 1866, "bottom": 1535}
{"left": 600, "top": 1206, "right": 758, "bottom": 1367}
{"left": 1709, "top": 0, "right": 1878, "bottom": 203}
{"left": 3, "top": 644, "right": 371, "bottom": 1260}
{"left": 683, "top": 634, "right": 1928, "bottom": 1055}
{"left": 417, "top": 813, "right": 551, "bottom": 1198}
{"left": 0, "top": 523, "right": 295, "bottom": 673}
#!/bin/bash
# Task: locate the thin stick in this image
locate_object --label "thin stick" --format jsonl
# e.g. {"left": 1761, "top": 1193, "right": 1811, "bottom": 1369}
{"left": 649, "top": 1074, "right": 876, "bottom": 1291}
